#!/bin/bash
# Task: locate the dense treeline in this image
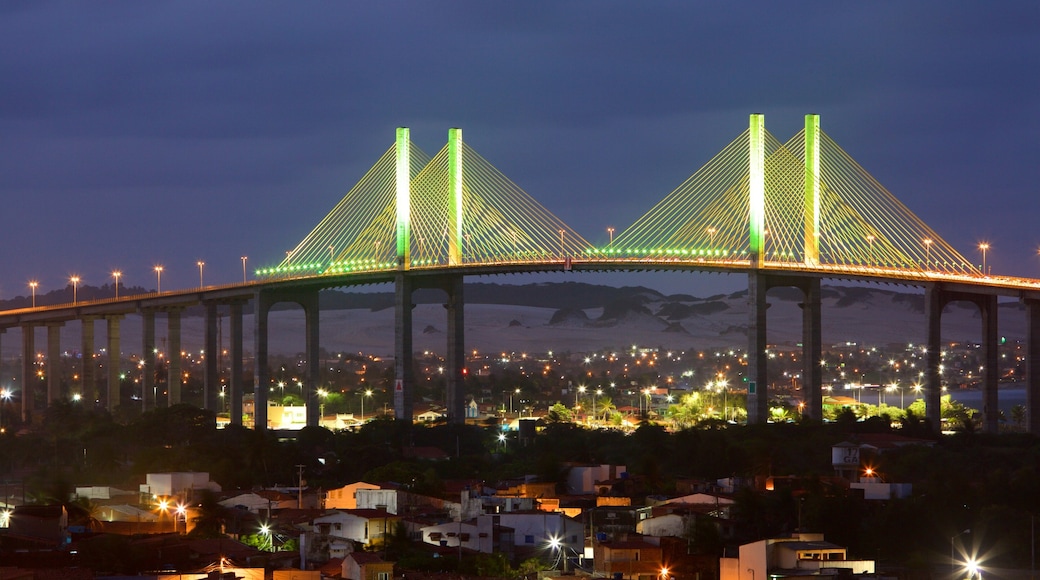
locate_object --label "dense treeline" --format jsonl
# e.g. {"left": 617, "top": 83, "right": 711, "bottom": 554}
{"left": 3, "top": 402, "right": 1040, "bottom": 573}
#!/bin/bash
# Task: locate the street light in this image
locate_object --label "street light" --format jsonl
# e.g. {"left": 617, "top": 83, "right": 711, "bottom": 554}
{"left": 607, "top": 227, "right": 615, "bottom": 246}
{"left": 0, "top": 388, "right": 11, "bottom": 433}
{"left": 707, "top": 226, "right": 716, "bottom": 250}
{"left": 154, "top": 266, "right": 163, "bottom": 293}
{"left": 70, "top": 276, "right": 80, "bottom": 304}
{"left": 952, "top": 528, "right": 971, "bottom": 577}
{"left": 866, "top": 234, "right": 875, "bottom": 265}
{"left": 112, "top": 271, "right": 121, "bottom": 298}
{"left": 29, "top": 280, "right": 38, "bottom": 308}
{"left": 317, "top": 388, "right": 328, "bottom": 420}
{"left": 923, "top": 238, "right": 933, "bottom": 269}
{"left": 197, "top": 261, "right": 205, "bottom": 287}
{"left": 360, "top": 388, "right": 372, "bottom": 422}
{"left": 241, "top": 256, "right": 248, "bottom": 283}
{"left": 978, "top": 243, "right": 990, "bottom": 275}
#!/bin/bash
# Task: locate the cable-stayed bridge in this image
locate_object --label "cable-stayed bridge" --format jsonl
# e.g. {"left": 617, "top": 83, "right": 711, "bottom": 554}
{"left": 2, "top": 115, "right": 1038, "bottom": 434}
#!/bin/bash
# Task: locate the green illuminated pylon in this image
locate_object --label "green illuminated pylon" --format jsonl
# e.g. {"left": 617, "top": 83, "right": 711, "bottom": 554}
{"left": 748, "top": 114, "right": 765, "bottom": 265}
{"left": 804, "top": 114, "right": 820, "bottom": 265}
{"left": 396, "top": 127, "right": 411, "bottom": 269}
{"left": 447, "top": 128, "right": 463, "bottom": 266}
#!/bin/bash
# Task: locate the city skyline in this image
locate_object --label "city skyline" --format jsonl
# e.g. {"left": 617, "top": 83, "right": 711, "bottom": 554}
{"left": 1, "top": 3, "right": 1037, "bottom": 299}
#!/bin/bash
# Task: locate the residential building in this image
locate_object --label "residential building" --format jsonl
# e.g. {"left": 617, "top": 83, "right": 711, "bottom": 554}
{"left": 720, "top": 532, "right": 875, "bottom": 580}
{"left": 326, "top": 482, "right": 381, "bottom": 510}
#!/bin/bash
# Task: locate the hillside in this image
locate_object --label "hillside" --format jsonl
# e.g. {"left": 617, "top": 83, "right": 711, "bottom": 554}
{"left": 0, "top": 282, "right": 1024, "bottom": 357}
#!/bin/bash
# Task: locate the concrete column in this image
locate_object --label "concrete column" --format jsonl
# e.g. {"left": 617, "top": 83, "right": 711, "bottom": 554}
{"left": 394, "top": 273, "right": 414, "bottom": 421}
{"left": 106, "top": 316, "right": 121, "bottom": 412}
{"left": 21, "top": 325, "right": 35, "bottom": 421}
{"left": 167, "top": 309, "right": 182, "bottom": 406}
{"left": 230, "top": 301, "right": 244, "bottom": 426}
{"left": 924, "top": 285, "right": 943, "bottom": 431}
{"left": 981, "top": 295, "right": 999, "bottom": 434}
{"left": 204, "top": 302, "right": 219, "bottom": 412}
{"left": 81, "top": 318, "right": 96, "bottom": 404}
{"left": 747, "top": 272, "right": 768, "bottom": 423}
{"left": 253, "top": 291, "right": 270, "bottom": 430}
{"left": 142, "top": 310, "right": 155, "bottom": 412}
{"left": 446, "top": 275, "right": 466, "bottom": 424}
{"left": 801, "top": 278, "right": 822, "bottom": 421}
{"left": 303, "top": 292, "right": 321, "bottom": 428}
{"left": 1026, "top": 299, "right": 1040, "bottom": 435}
{"left": 46, "top": 323, "right": 63, "bottom": 404}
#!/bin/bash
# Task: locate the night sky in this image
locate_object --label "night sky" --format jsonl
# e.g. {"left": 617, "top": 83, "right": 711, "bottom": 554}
{"left": 1, "top": 3, "right": 1037, "bottom": 299}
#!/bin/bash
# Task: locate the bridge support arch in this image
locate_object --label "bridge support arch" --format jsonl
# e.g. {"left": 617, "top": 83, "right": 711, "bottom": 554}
{"left": 924, "top": 284, "right": 999, "bottom": 433}
{"left": 747, "top": 273, "right": 822, "bottom": 424}
{"left": 20, "top": 325, "right": 35, "bottom": 421}
{"left": 254, "top": 288, "right": 321, "bottom": 430}
{"left": 394, "top": 273, "right": 467, "bottom": 425}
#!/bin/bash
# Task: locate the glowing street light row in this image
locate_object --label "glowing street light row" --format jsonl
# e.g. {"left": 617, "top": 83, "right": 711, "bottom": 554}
{"left": 26, "top": 256, "right": 250, "bottom": 306}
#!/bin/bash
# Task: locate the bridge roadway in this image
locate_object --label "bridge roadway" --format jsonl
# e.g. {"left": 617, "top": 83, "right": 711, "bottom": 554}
{"left": 2, "top": 258, "right": 1039, "bottom": 434}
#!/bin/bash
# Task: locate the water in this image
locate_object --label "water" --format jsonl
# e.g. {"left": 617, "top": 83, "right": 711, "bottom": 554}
{"left": 948, "top": 385, "right": 1027, "bottom": 415}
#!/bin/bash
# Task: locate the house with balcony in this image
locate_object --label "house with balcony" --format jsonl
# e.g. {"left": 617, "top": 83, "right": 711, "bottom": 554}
{"left": 720, "top": 532, "right": 875, "bottom": 580}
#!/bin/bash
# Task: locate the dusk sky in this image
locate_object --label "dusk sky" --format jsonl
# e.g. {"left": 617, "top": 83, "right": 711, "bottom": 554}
{"left": 1, "top": 3, "right": 1037, "bottom": 299}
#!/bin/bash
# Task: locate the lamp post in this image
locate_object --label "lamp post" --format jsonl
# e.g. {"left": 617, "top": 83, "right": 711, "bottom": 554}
{"left": 979, "top": 243, "right": 990, "bottom": 275}
{"left": 607, "top": 227, "right": 615, "bottom": 246}
{"left": 923, "top": 238, "right": 933, "bottom": 269}
{"left": 360, "top": 388, "right": 372, "bottom": 422}
{"left": 241, "top": 256, "right": 248, "bottom": 283}
{"left": 0, "top": 388, "right": 11, "bottom": 433}
{"left": 510, "top": 388, "right": 520, "bottom": 415}
{"left": 707, "top": 226, "right": 716, "bottom": 250}
{"left": 154, "top": 266, "right": 163, "bottom": 293}
{"left": 70, "top": 276, "right": 80, "bottom": 304}
{"left": 112, "top": 271, "right": 121, "bottom": 298}
{"left": 29, "top": 281, "right": 38, "bottom": 308}
{"left": 952, "top": 528, "right": 971, "bottom": 578}
{"left": 317, "top": 388, "right": 328, "bottom": 421}
{"left": 197, "top": 261, "right": 205, "bottom": 287}
{"left": 867, "top": 234, "right": 875, "bottom": 265}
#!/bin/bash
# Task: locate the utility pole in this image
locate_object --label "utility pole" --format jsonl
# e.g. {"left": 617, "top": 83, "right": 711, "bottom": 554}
{"left": 296, "top": 464, "right": 306, "bottom": 509}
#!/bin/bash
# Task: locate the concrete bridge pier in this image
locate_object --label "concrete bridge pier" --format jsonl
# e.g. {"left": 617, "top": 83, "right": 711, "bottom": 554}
{"left": 444, "top": 275, "right": 466, "bottom": 424}
{"left": 1026, "top": 299, "right": 1040, "bottom": 434}
{"left": 747, "top": 273, "right": 823, "bottom": 424}
{"left": 254, "top": 289, "right": 321, "bottom": 430}
{"left": 394, "top": 273, "right": 415, "bottom": 422}
{"left": 106, "top": 315, "right": 121, "bottom": 411}
{"left": 81, "top": 317, "right": 96, "bottom": 404}
{"left": 46, "top": 322, "right": 63, "bottom": 405}
{"left": 166, "top": 308, "right": 183, "bottom": 406}
{"left": 203, "top": 301, "right": 219, "bottom": 413}
{"left": 395, "top": 273, "right": 468, "bottom": 424}
{"left": 229, "top": 301, "right": 244, "bottom": 426}
{"left": 924, "top": 284, "right": 999, "bottom": 433}
{"left": 142, "top": 310, "right": 155, "bottom": 412}
{"left": 21, "top": 325, "right": 34, "bottom": 421}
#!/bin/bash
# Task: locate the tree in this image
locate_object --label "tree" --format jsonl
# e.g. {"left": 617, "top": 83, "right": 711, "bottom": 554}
{"left": 547, "top": 402, "right": 572, "bottom": 423}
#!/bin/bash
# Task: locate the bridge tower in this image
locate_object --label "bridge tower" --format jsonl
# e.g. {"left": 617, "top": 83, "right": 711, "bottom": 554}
{"left": 747, "top": 114, "right": 824, "bottom": 424}
{"left": 394, "top": 127, "right": 468, "bottom": 424}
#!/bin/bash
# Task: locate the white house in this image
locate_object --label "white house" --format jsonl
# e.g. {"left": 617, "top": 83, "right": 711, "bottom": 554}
{"left": 566, "top": 464, "right": 626, "bottom": 495}
{"left": 312, "top": 509, "right": 400, "bottom": 548}
{"left": 720, "top": 532, "right": 875, "bottom": 580}
{"left": 421, "top": 512, "right": 582, "bottom": 555}
{"left": 140, "top": 472, "right": 220, "bottom": 501}
{"left": 636, "top": 513, "right": 687, "bottom": 538}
